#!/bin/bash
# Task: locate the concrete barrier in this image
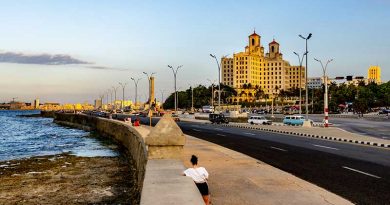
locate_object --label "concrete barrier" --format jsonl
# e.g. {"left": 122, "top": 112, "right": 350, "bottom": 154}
{"left": 54, "top": 113, "right": 203, "bottom": 205}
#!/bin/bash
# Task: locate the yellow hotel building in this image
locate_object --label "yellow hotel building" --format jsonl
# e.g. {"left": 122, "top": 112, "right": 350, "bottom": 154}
{"left": 367, "top": 65, "right": 381, "bottom": 84}
{"left": 221, "top": 31, "right": 305, "bottom": 103}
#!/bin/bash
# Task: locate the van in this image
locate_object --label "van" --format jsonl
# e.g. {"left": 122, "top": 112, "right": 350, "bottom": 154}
{"left": 283, "top": 115, "right": 306, "bottom": 125}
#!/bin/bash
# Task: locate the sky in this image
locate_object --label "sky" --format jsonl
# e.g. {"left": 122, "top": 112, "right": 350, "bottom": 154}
{"left": 0, "top": 0, "right": 389, "bottom": 104}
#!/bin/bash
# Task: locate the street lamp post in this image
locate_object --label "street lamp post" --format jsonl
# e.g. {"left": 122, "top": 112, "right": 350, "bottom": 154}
{"left": 131, "top": 77, "right": 142, "bottom": 108}
{"left": 293, "top": 51, "right": 308, "bottom": 115}
{"left": 210, "top": 54, "right": 221, "bottom": 112}
{"left": 105, "top": 91, "right": 109, "bottom": 111}
{"left": 299, "top": 33, "right": 312, "bottom": 121}
{"left": 168, "top": 65, "right": 182, "bottom": 112}
{"left": 207, "top": 79, "right": 216, "bottom": 108}
{"left": 188, "top": 83, "right": 194, "bottom": 112}
{"left": 314, "top": 58, "right": 333, "bottom": 128}
{"left": 142, "top": 72, "right": 156, "bottom": 104}
{"left": 99, "top": 94, "right": 104, "bottom": 110}
{"left": 159, "top": 89, "right": 165, "bottom": 109}
{"left": 109, "top": 89, "right": 113, "bottom": 107}
{"left": 119, "top": 82, "right": 128, "bottom": 111}
{"left": 112, "top": 86, "right": 119, "bottom": 110}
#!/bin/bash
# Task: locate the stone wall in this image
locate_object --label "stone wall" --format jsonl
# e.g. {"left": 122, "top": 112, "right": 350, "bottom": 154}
{"left": 53, "top": 113, "right": 204, "bottom": 205}
{"left": 54, "top": 113, "right": 148, "bottom": 201}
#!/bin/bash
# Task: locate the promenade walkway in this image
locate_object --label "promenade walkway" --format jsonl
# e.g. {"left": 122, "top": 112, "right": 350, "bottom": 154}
{"left": 182, "top": 135, "right": 352, "bottom": 205}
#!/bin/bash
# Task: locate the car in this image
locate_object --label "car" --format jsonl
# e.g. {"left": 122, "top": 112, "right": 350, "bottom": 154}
{"left": 171, "top": 113, "right": 180, "bottom": 122}
{"left": 283, "top": 115, "right": 306, "bottom": 126}
{"left": 209, "top": 113, "right": 229, "bottom": 124}
{"left": 202, "top": 105, "right": 214, "bottom": 113}
{"left": 379, "top": 109, "right": 390, "bottom": 114}
{"left": 256, "top": 110, "right": 265, "bottom": 115}
{"left": 248, "top": 116, "right": 272, "bottom": 125}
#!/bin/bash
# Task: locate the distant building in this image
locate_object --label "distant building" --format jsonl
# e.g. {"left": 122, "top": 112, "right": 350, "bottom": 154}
{"left": 307, "top": 77, "right": 323, "bottom": 89}
{"left": 41, "top": 102, "right": 61, "bottom": 111}
{"left": 367, "top": 65, "right": 381, "bottom": 84}
{"left": 221, "top": 31, "right": 305, "bottom": 103}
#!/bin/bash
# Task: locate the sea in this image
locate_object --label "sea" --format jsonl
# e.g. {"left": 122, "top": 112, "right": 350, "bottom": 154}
{"left": 0, "top": 110, "right": 118, "bottom": 162}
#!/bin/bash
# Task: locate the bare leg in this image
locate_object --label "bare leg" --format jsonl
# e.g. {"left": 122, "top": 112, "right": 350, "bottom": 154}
{"left": 202, "top": 195, "right": 210, "bottom": 205}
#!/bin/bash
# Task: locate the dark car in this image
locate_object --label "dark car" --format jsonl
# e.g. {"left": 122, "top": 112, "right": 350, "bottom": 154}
{"left": 209, "top": 113, "right": 229, "bottom": 124}
{"left": 379, "top": 109, "right": 390, "bottom": 114}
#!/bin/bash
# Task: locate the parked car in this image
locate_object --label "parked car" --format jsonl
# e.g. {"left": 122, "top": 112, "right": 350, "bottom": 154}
{"left": 283, "top": 115, "right": 307, "bottom": 126}
{"left": 248, "top": 116, "right": 272, "bottom": 125}
{"left": 209, "top": 113, "right": 229, "bottom": 124}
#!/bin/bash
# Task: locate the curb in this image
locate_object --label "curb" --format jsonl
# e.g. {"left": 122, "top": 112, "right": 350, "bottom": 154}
{"left": 219, "top": 123, "right": 390, "bottom": 149}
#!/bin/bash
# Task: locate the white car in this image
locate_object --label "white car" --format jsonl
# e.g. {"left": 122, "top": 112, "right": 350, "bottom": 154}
{"left": 248, "top": 116, "right": 272, "bottom": 125}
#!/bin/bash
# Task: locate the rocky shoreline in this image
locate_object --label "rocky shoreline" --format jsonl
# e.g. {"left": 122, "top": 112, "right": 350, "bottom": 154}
{"left": 0, "top": 154, "right": 138, "bottom": 205}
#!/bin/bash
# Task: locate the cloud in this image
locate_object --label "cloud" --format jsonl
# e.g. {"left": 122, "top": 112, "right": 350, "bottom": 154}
{"left": 86, "top": 65, "right": 129, "bottom": 71}
{"left": 0, "top": 52, "right": 90, "bottom": 65}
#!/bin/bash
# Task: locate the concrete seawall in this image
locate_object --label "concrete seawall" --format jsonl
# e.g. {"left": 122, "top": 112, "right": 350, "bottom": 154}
{"left": 54, "top": 113, "right": 147, "bottom": 203}
{"left": 53, "top": 113, "right": 203, "bottom": 205}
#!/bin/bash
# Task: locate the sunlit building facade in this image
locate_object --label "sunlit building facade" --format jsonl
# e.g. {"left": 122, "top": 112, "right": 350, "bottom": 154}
{"left": 367, "top": 65, "right": 381, "bottom": 84}
{"left": 221, "top": 31, "right": 305, "bottom": 103}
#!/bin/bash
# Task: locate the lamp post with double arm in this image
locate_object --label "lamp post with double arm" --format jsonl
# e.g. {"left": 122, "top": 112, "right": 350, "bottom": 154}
{"left": 314, "top": 58, "right": 333, "bottom": 128}
{"left": 293, "top": 51, "right": 308, "bottom": 115}
{"left": 119, "top": 82, "right": 128, "bottom": 111}
{"left": 112, "top": 86, "right": 119, "bottom": 110}
{"left": 131, "top": 77, "right": 142, "bottom": 108}
{"left": 299, "top": 33, "right": 312, "bottom": 121}
{"left": 168, "top": 65, "right": 182, "bottom": 112}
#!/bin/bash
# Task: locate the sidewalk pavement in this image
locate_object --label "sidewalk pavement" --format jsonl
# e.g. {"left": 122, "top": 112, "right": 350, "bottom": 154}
{"left": 182, "top": 135, "right": 353, "bottom": 205}
{"left": 179, "top": 118, "right": 390, "bottom": 148}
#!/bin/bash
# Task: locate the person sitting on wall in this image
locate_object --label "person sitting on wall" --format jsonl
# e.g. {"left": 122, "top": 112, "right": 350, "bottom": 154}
{"left": 133, "top": 117, "right": 140, "bottom": 126}
{"left": 183, "top": 155, "right": 210, "bottom": 205}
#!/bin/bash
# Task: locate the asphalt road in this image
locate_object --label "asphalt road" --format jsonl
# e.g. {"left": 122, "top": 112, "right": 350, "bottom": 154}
{"left": 135, "top": 117, "right": 389, "bottom": 205}
{"left": 308, "top": 115, "right": 390, "bottom": 140}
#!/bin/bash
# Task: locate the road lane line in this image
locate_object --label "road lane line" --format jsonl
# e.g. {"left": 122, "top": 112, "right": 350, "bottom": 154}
{"left": 217, "top": 134, "right": 226, "bottom": 137}
{"left": 342, "top": 166, "right": 381, "bottom": 179}
{"left": 192, "top": 129, "right": 201, "bottom": 132}
{"left": 215, "top": 128, "right": 223, "bottom": 131}
{"left": 244, "top": 132, "right": 256, "bottom": 136}
{"left": 270, "top": 146, "right": 287, "bottom": 152}
{"left": 312, "top": 144, "right": 339, "bottom": 150}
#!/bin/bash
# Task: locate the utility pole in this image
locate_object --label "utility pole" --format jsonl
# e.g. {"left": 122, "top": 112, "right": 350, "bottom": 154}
{"left": 299, "top": 33, "right": 312, "bottom": 121}
{"left": 210, "top": 54, "right": 221, "bottom": 112}
{"left": 168, "top": 65, "right": 182, "bottom": 112}
{"left": 314, "top": 58, "right": 333, "bottom": 128}
{"left": 131, "top": 77, "right": 142, "bottom": 109}
{"left": 294, "top": 51, "right": 308, "bottom": 115}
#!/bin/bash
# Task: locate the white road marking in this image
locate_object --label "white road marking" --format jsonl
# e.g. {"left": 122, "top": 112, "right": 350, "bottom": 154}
{"left": 215, "top": 128, "right": 223, "bottom": 131}
{"left": 192, "top": 129, "right": 201, "bottom": 132}
{"left": 312, "top": 144, "right": 339, "bottom": 150}
{"left": 217, "top": 134, "right": 226, "bottom": 137}
{"left": 244, "top": 132, "right": 256, "bottom": 136}
{"left": 342, "top": 166, "right": 381, "bottom": 179}
{"left": 270, "top": 146, "right": 287, "bottom": 152}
